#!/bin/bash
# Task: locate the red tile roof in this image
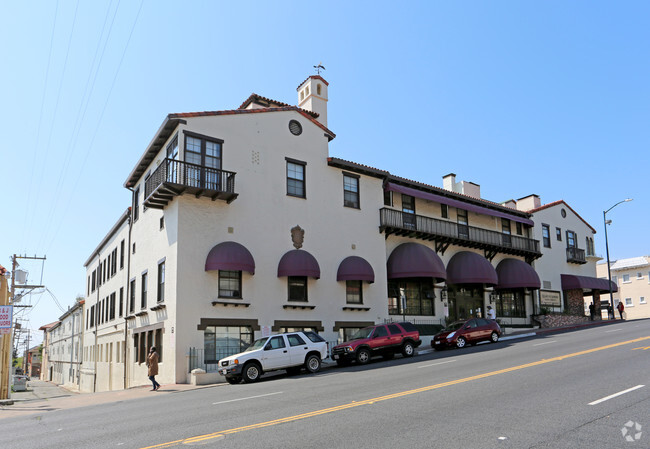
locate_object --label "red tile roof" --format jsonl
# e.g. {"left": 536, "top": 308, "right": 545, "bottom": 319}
{"left": 296, "top": 75, "right": 329, "bottom": 90}
{"left": 527, "top": 200, "right": 597, "bottom": 233}
{"left": 39, "top": 321, "right": 60, "bottom": 331}
{"left": 327, "top": 157, "right": 533, "bottom": 218}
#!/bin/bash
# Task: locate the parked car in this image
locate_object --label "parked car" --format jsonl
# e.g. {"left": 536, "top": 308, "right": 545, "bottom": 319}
{"left": 432, "top": 318, "right": 501, "bottom": 350}
{"left": 331, "top": 322, "right": 421, "bottom": 365}
{"left": 218, "top": 331, "right": 328, "bottom": 384}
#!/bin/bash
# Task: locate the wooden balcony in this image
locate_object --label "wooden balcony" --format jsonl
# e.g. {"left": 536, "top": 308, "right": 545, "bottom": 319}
{"left": 379, "top": 208, "right": 541, "bottom": 262}
{"left": 144, "top": 158, "right": 237, "bottom": 209}
{"left": 566, "top": 247, "right": 587, "bottom": 264}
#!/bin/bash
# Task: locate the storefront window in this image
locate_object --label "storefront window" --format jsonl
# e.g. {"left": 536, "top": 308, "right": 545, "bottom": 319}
{"left": 204, "top": 325, "right": 253, "bottom": 364}
{"left": 387, "top": 279, "right": 435, "bottom": 316}
{"left": 496, "top": 291, "right": 526, "bottom": 318}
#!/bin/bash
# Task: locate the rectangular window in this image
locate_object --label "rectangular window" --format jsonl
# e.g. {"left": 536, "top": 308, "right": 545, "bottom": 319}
{"left": 91, "top": 270, "right": 96, "bottom": 292}
{"left": 155, "top": 328, "right": 163, "bottom": 363}
{"left": 502, "top": 218, "right": 511, "bottom": 247}
{"left": 184, "top": 132, "right": 223, "bottom": 190}
{"left": 345, "top": 280, "right": 362, "bottom": 304}
{"left": 556, "top": 228, "right": 562, "bottom": 241}
{"left": 387, "top": 280, "right": 434, "bottom": 316}
{"left": 612, "top": 275, "right": 618, "bottom": 285}
{"left": 288, "top": 276, "right": 308, "bottom": 302}
{"left": 157, "top": 261, "right": 165, "bottom": 303}
{"left": 160, "top": 217, "right": 165, "bottom": 230}
{"left": 402, "top": 194, "right": 416, "bottom": 230}
{"left": 129, "top": 279, "right": 136, "bottom": 313}
{"left": 566, "top": 230, "right": 576, "bottom": 248}
{"left": 133, "top": 188, "right": 140, "bottom": 222}
{"left": 496, "top": 291, "right": 526, "bottom": 318}
{"left": 542, "top": 224, "right": 551, "bottom": 248}
{"left": 119, "top": 287, "right": 124, "bottom": 317}
{"left": 441, "top": 204, "right": 448, "bottom": 219}
{"left": 141, "top": 272, "right": 148, "bottom": 309}
{"left": 637, "top": 272, "right": 643, "bottom": 279}
{"left": 640, "top": 297, "right": 646, "bottom": 304}
{"left": 625, "top": 297, "right": 633, "bottom": 306}
{"left": 219, "top": 270, "right": 241, "bottom": 298}
{"left": 457, "top": 209, "right": 469, "bottom": 239}
{"left": 120, "top": 240, "right": 125, "bottom": 269}
{"left": 622, "top": 274, "right": 630, "bottom": 283}
{"left": 343, "top": 173, "right": 360, "bottom": 208}
{"left": 516, "top": 221, "right": 522, "bottom": 235}
{"left": 109, "top": 292, "right": 116, "bottom": 320}
{"left": 204, "top": 325, "right": 253, "bottom": 364}
{"left": 90, "top": 306, "right": 95, "bottom": 328}
{"left": 383, "top": 190, "right": 393, "bottom": 207}
{"left": 286, "top": 160, "right": 306, "bottom": 198}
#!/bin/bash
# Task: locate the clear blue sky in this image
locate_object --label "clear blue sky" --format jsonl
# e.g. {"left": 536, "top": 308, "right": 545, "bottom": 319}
{"left": 2, "top": 1, "right": 647, "bottom": 345}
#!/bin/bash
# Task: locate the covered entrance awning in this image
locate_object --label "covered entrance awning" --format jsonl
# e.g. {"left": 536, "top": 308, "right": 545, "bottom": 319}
{"left": 386, "top": 242, "right": 446, "bottom": 282}
{"left": 337, "top": 256, "right": 375, "bottom": 283}
{"left": 447, "top": 251, "right": 498, "bottom": 286}
{"left": 496, "top": 258, "right": 541, "bottom": 289}
{"left": 561, "top": 274, "right": 618, "bottom": 293}
{"left": 277, "top": 250, "right": 321, "bottom": 279}
{"left": 205, "top": 241, "right": 255, "bottom": 274}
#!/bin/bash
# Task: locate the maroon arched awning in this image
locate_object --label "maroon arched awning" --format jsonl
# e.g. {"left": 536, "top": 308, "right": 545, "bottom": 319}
{"left": 387, "top": 243, "right": 446, "bottom": 282}
{"left": 496, "top": 258, "right": 541, "bottom": 289}
{"left": 447, "top": 251, "right": 498, "bottom": 286}
{"left": 205, "top": 241, "right": 255, "bottom": 274}
{"left": 337, "top": 256, "right": 375, "bottom": 283}
{"left": 561, "top": 274, "right": 618, "bottom": 293}
{"left": 277, "top": 250, "right": 320, "bottom": 279}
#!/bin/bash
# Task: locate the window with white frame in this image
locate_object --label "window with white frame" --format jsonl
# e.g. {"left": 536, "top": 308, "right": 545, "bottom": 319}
{"left": 622, "top": 274, "right": 630, "bottom": 283}
{"left": 637, "top": 272, "right": 643, "bottom": 279}
{"left": 640, "top": 296, "right": 646, "bottom": 304}
{"left": 625, "top": 297, "right": 633, "bottom": 306}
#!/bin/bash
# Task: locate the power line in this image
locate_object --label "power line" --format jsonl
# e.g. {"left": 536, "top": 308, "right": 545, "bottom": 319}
{"left": 21, "top": 0, "right": 60, "bottom": 250}
{"left": 45, "top": 0, "right": 145, "bottom": 254}
{"left": 38, "top": 0, "right": 120, "bottom": 252}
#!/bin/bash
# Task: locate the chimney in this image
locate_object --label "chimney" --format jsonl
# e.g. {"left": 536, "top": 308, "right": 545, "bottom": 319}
{"left": 297, "top": 75, "right": 329, "bottom": 127}
{"left": 442, "top": 173, "right": 481, "bottom": 198}
{"left": 516, "top": 194, "right": 541, "bottom": 211}
{"left": 442, "top": 173, "right": 457, "bottom": 192}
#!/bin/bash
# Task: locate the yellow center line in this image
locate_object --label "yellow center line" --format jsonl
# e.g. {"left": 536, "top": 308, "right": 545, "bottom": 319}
{"left": 141, "top": 335, "right": 650, "bottom": 448}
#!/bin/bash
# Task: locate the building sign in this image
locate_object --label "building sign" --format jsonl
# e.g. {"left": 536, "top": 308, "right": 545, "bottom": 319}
{"left": 540, "top": 290, "right": 561, "bottom": 307}
{"left": 0, "top": 305, "right": 12, "bottom": 328}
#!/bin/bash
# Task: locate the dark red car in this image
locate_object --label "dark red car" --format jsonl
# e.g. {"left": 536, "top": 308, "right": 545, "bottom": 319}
{"left": 432, "top": 318, "right": 501, "bottom": 350}
{"left": 331, "top": 322, "right": 421, "bottom": 365}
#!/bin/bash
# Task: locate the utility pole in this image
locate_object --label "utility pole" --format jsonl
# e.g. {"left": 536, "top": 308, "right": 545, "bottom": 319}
{"left": 5, "top": 254, "right": 45, "bottom": 395}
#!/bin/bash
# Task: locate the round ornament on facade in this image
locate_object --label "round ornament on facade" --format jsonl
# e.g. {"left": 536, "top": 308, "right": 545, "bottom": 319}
{"left": 288, "top": 120, "right": 302, "bottom": 136}
{"left": 561, "top": 208, "right": 567, "bottom": 218}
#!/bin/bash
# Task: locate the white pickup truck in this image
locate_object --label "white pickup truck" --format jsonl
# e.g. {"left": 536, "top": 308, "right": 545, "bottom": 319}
{"left": 218, "top": 331, "right": 328, "bottom": 384}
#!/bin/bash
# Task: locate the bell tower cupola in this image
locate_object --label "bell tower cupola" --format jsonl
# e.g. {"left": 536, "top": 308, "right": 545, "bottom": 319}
{"left": 297, "top": 67, "right": 329, "bottom": 127}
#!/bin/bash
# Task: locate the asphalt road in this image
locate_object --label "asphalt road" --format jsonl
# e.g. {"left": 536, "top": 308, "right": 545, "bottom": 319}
{"left": 2, "top": 321, "right": 649, "bottom": 449}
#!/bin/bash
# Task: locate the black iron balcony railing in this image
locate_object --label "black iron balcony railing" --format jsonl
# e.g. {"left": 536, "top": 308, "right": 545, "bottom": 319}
{"left": 144, "top": 158, "right": 237, "bottom": 209}
{"left": 566, "top": 247, "right": 587, "bottom": 264}
{"left": 379, "top": 207, "right": 541, "bottom": 261}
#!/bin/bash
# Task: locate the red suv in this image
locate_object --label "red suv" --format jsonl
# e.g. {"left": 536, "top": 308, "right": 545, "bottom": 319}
{"left": 331, "top": 322, "right": 421, "bottom": 365}
{"left": 432, "top": 318, "right": 501, "bottom": 350}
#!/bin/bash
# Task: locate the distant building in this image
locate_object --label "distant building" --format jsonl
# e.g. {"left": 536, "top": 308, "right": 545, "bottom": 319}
{"left": 597, "top": 256, "right": 650, "bottom": 320}
{"left": 27, "top": 346, "right": 41, "bottom": 378}
{"left": 42, "top": 300, "right": 84, "bottom": 389}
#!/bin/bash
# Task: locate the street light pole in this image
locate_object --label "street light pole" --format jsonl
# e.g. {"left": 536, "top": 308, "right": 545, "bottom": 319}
{"left": 603, "top": 198, "right": 633, "bottom": 319}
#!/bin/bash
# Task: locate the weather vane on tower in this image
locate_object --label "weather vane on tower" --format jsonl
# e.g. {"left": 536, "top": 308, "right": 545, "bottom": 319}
{"left": 313, "top": 62, "right": 325, "bottom": 75}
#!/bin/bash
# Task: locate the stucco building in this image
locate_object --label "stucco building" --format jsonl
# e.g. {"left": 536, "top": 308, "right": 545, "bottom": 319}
{"left": 597, "top": 256, "right": 650, "bottom": 320}
{"left": 77, "top": 73, "right": 613, "bottom": 391}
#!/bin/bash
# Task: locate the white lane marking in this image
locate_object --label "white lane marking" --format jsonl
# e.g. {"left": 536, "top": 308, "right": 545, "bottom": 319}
{"left": 589, "top": 385, "right": 645, "bottom": 406}
{"left": 533, "top": 340, "right": 557, "bottom": 346}
{"left": 605, "top": 328, "right": 623, "bottom": 333}
{"left": 417, "top": 360, "right": 457, "bottom": 369}
{"left": 213, "top": 391, "right": 283, "bottom": 405}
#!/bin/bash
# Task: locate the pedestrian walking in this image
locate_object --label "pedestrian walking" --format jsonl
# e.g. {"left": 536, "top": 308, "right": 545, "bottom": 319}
{"left": 616, "top": 301, "right": 625, "bottom": 320}
{"left": 588, "top": 303, "right": 594, "bottom": 321}
{"left": 147, "top": 346, "right": 161, "bottom": 391}
{"left": 487, "top": 305, "right": 496, "bottom": 320}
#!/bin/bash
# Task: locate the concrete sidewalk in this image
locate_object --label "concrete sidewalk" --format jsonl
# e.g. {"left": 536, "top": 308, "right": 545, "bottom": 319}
{"left": 0, "top": 317, "right": 630, "bottom": 420}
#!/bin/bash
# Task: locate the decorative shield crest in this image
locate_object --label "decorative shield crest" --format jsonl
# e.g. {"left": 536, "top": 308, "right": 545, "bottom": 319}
{"left": 291, "top": 225, "right": 304, "bottom": 249}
